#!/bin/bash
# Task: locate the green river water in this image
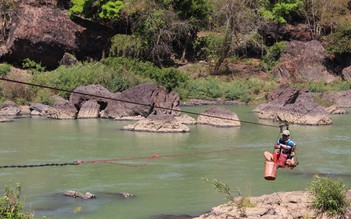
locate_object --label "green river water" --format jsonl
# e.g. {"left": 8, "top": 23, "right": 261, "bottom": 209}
{"left": 0, "top": 105, "right": 350, "bottom": 219}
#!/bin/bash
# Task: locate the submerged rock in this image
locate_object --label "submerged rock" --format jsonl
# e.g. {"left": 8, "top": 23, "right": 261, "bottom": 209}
{"left": 64, "top": 191, "right": 96, "bottom": 199}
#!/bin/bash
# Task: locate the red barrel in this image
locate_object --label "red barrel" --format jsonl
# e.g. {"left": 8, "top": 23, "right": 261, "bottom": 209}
{"left": 264, "top": 161, "right": 277, "bottom": 180}
{"left": 276, "top": 153, "right": 287, "bottom": 167}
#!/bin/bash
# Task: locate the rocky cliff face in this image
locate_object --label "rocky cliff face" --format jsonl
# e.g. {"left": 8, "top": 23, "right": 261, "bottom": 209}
{"left": 0, "top": 0, "right": 113, "bottom": 69}
{"left": 271, "top": 40, "right": 339, "bottom": 83}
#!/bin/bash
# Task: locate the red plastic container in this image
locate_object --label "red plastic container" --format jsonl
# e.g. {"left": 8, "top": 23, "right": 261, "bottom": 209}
{"left": 264, "top": 161, "right": 277, "bottom": 180}
{"left": 276, "top": 153, "right": 287, "bottom": 167}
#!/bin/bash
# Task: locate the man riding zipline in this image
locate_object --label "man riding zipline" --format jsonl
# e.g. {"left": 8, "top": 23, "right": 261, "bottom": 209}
{"left": 264, "top": 130, "right": 297, "bottom": 169}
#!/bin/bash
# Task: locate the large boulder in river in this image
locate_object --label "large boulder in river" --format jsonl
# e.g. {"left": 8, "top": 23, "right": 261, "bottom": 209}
{"left": 45, "top": 96, "right": 77, "bottom": 119}
{"left": 29, "top": 99, "right": 77, "bottom": 119}
{"left": 122, "top": 114, "right": 189, "bottom": 133}
{"left": 197, "top": 106, "right": 241, "bottom": 127}
{"left": 253, "top": 84, "right": 332, "bottom": 125}
{"left": 271, "top": 40, "right": 339, "bottom": 83}
{"left": 70, "top": 84, "right": 113, "bottom": 118}
{"left": 105, "top": 83, "right": 181, "bottom": 119}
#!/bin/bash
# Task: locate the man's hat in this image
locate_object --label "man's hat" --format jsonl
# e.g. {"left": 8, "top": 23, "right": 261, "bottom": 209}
{"left": 282, "top": 130, "right": 290, "bottom": 136}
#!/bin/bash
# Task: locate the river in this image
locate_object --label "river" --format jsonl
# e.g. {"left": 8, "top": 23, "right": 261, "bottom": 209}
{"left": 0, "top": 105, "right": 350, "bottom": 219}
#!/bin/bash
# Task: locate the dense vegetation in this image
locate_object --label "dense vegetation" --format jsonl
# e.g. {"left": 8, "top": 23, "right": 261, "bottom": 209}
{"left": 1, "top": 0, "right": 351, "bottom": 105}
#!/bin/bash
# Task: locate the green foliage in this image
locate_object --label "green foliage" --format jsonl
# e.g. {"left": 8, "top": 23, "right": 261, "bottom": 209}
{"left": 333, "top": 81, "right": 351, "bottom": 91}
{"left": 224, "top": 82, "right": 251, "bottom": 103}
{"left": 325, "top": 23, "right": 351, "bottom": 54}
{"left": 202, "top": 177, "right": 234, "bottom": 201}
{"left": 180, "top": 77, "right": 223, "bottom": 99}
{"left": 109, "top": 34, "right": 143, "bottom": 58}
{"left": 34, "top": 89, "right": 55, "bottom": 105}
{"left": 260, "top": 41, "right": 287, "bottom": 71}
{"left": 155, "top": 68, "right": 188, "bottom": 91}
{"left": 193, "top": 33, "right": 223, "bottom": 60}
{"left": 0, "top": 63, "right": 11, "bottom": 77}
{"left": 259, "top": 0, "right": 302, "bottom": 24}
{"left": 306, "top": 81, "right": 328, "bottom": 93}
{"left": 30, "top": 61, "right": 133, "bottom": 98}
{"left": 103, "top": 57, "right": 187, "bottom": 91}
{"left": 307, "top": 175, "right": 349, "bottom": 216}
{"left": 0, "top": 184, "right": 33, "bottom": 219}
{"left": 69, "top": 0, "right": 85, "bottom": 17}
{"left": 22, "top": 58, "right": 46, "bottom": 73}
{"left": 69, "top": 0, "right": 124, "bottom": 19}
{"left": 167, "top": 0, "right": 211, "bottom": 22}
{"left": 30, "top": 57, "right": 186, "bottom": 101}
{"left": 99, "top": 1, "right": 124, "bottom": 19}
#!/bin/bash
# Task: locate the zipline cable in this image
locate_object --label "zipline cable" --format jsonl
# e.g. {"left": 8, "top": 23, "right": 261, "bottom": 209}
{"left": 0, "top": 77, "right": 279, "bottom": 128}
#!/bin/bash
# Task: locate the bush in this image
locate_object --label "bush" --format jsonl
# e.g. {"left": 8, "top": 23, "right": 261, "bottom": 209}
{"left": 22, "top": 58, "right": 46, "bottom": 73}
{"left": 260, "top": 41, "right": 287, "bottom": 71}
{"left": 0, "top": 184, "right": 33, "bottom": 219}
{"left": 193, "top": 33, "right": 223, "bottom": 60}
{"left": 180, "top": 77, "right": 223, "bottom": 99}
{"left": 109, "top": 34, "right": 143, "bottom": 59}
{"left": 307, "top": 175, "right": 349, "bottom": 216}
{"left": 325, "top": 23, "right": 351, "bottom": 54}
{"left": 0, "top": 63, "right": 11, "bottom": 77}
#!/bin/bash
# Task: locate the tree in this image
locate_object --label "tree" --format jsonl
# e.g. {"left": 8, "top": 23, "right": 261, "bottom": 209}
{"left": 300, "top": 0, "right": 351, "bottom": 37}
{"left": 133, "top": 7, "right": 193, "bottom": 66}
{"left": 259, "top": 0, "right": 302, "bottom": 25}
{"left": 69, "top": 0, "right": 125, "bottom": 20}
{"left": 210, "top": 0, "right": 257, "bottom": 74}
{"left": 0, "top": 0, "right": 15, "bottom": 41}
{"left": 259, "top": 0, "right": 302, "bottom": 42}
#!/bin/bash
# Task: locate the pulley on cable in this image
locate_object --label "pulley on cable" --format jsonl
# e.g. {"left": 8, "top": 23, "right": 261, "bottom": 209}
{"left": 263, "top": 123, "right": 299, "bottom": 180}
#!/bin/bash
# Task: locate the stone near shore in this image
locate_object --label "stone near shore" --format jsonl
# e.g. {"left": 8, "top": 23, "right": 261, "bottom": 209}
{"left": 197, "top": 106, "right": 240, "bottom": 127}
{"left": 0, "top": 117, "right": 13, "bottom": 122}
{"left": 0, "top": 101, "right": 20, "bottom": 116}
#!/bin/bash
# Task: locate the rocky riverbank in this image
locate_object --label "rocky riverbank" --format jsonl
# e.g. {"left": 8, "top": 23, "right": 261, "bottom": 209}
{"left": 194, "top": 190, "right": 351, "bottom": 219}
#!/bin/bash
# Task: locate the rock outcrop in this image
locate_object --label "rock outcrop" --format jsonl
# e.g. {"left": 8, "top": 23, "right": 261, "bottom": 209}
{"left": 70, "top": 84, "right": 112, "bottom": 119}
{"left": 259, "top": 22, "right": 314, "bottom": 46}
{"left": 70, "top": 83, "right": 181, "bottom": 120}
{"left": 194, "top": 190, "right": 351, "bottom": 219}
{"left": 122, "top": 114, "right": 190, "bottom": 133}
{"left": 0, "top": 0, "right": 113, "bottom": 69}
{"left": 0, "top": 100, "right": 20, "bottom": 116}
{"left": 321, "top": 90, "right": 351, "bottom": 108}
{"left": 253, "top": 85, "right": 332, "bottom": 125}
{"left": 105, "top": 83, "right": 181, "bottom": 119}
{"left": 197, "top": 106, "right": 240, "bottom": 127}
{"left": 271, "top": 40, "right": 339, "bottom": 83}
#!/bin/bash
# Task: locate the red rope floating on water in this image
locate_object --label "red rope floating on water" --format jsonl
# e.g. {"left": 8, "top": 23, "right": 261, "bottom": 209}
{"left": 76, "top": 154, "right": 161, "bottom": 167}
{"left": 75, "top": 146, "right": 266, "bottom": 167}
{"left": 0, "top": 146, "right": 267, "bottom": 168}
